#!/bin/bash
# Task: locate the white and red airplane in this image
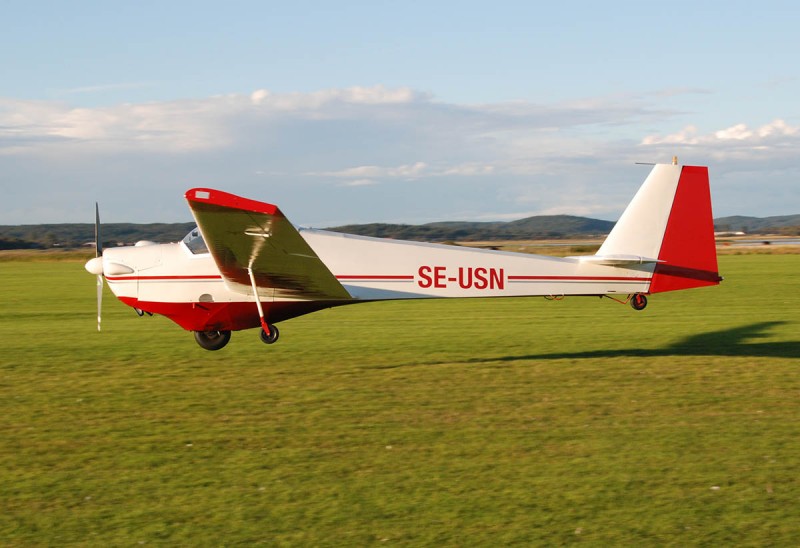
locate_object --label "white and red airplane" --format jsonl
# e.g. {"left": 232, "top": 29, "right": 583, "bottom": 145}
{"left": 85, "top": 162, "right": 722, "bottom": 350}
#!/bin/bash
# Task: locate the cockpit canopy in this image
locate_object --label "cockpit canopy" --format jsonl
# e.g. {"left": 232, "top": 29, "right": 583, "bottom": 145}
{"left": 182, "top": 227, "right": 209, "bottom": 255}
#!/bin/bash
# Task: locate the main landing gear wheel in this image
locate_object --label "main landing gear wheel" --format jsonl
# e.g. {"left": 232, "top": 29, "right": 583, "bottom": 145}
{"left": 630, "top": 294, "right": 648, "bottom": 311}
{"left": 194, "top": 330, "right": 232, "bottom": 351}
{"left": 260, "top": 324, "right": 280, "bottom": 345}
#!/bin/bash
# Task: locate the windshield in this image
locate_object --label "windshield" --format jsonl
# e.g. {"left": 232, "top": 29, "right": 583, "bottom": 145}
{"left": 182, "top": 227, "right": 209, "bottom": 255}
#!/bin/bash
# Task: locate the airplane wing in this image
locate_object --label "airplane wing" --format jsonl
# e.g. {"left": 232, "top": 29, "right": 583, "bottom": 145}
{"left": 185, "top": 188, "right": 352, "bottom": 301}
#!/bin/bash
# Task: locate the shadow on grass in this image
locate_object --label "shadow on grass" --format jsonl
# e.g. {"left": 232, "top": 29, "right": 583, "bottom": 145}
{"left": 480, "top": 321, "right": 799, "bottom": 363}
{"left": 364, "top": 322, "right": 798, "bottom": 370}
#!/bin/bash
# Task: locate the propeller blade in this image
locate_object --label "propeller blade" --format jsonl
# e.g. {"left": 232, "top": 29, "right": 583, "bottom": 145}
{"left": 96, "top": 274, "right": 103, "bottom": 331}
{"left": 95, "top": 202, "right": 102, "bottom": 331}
{"left": 95, "top": 202, "right": 102, "bottom": 257}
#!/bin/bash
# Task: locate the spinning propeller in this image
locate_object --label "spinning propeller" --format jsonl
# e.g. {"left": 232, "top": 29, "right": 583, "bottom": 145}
{"left": 84, "top": 203, "right": 104, "bottom": 331}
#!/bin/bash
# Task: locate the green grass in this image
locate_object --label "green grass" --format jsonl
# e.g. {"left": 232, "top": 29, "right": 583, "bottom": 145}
{"left": 1, "top": 255, "right": 799, "bottom": 545}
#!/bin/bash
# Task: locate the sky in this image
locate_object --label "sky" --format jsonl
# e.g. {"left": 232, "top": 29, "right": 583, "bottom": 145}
{"left": 1, "top": 0, "right": 799, "bottom": 226}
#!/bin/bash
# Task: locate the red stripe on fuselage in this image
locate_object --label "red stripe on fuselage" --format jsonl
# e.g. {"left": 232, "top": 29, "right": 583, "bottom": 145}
{"left": 507, "top": 275, "right": 651, "bottom": 282}
{"left": 337, "top": 274, "right": 651, "bottom": 282}
{"left": 106, "top": 275, "right": 223, "bottom": 281}
{"left": 336, "top": 275, "right": 415, "bottom": 281}
{"left": 109, "top": 274, "right": 651, "bottom": 283}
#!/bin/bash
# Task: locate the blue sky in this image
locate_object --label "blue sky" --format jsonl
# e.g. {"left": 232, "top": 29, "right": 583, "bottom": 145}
{"left": 2, "top": 1, "right": 799, "bottom": 225}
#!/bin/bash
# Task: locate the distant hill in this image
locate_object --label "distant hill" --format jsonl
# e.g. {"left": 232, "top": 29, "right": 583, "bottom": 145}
{"left": 329, "top": 215, "right": 614, "bottom": 242}
{"left": 713, "top": 214, "right": 800, "bottom": 233}
{"left": 0, "top": 223, "right": 195, "bottom": 250}
{"left": 2, "top": 213, "right": 799, "bottom": 250}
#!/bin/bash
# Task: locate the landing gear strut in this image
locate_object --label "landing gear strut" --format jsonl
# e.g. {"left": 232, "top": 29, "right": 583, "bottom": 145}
{"left": 246, "top": 267, "right": 281, "bottom": 347}
{"left": 194, "top": 330, "right": 231, "bottom": 350}
{"left": 630, "top": 294, "right": 648, "bottom": 311}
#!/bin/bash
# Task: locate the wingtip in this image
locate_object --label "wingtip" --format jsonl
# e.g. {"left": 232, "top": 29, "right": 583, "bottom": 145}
{"left": 185, "top": 187, "right": 281, "bottom": 216}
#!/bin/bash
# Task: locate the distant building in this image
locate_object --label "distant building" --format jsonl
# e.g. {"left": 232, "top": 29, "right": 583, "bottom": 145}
{"left": 714, "top": 231, "right": 746, "bottom": 237}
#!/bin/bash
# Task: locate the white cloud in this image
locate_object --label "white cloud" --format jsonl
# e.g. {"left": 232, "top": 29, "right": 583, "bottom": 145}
{"left": 641, "top": 125, "right": 700, "bottom": 145}
{"left": 0, "top": 85, "right": 674, "bottom": 160}
{"left": 642, "top": 119, "right": 800, "bottom": 147}
{"left": 756, "top": 119, "right": 798, "bottom": 137}
{"left": 715, "top": 124, "right": 753, "bottom": 141}
{"left": 637, "top": 118, "right": 800, "bottom": 218}
{"left": 442, "top": 164, "right": 495, "bottom": 176}
{"left": 316, "top": 162, "right": 428, "bottom": 180}
{"left": 249, "top": 85, "right": 421, "bottom": 110}
{"left": 0, "top": 85, "right": 433, "bottom": 157}
{"left": 250, "top": 89, "right": 270, "bottom": 104}
{"left": 341, "top": 178, "right": 377, "bottom": 187}
{"left": 315, "top": 162, "right": 497, "bottom": 181}
{"left": 1, "top": 86, "right": 799, "bottom": 224}
{"left": 0, "top": 97, "right": 234, "bottom": 154}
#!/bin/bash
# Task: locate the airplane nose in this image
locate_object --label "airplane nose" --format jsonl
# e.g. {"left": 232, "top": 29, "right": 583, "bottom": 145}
{"left": 85, "top": 256, "right": 104, "bottom": 275}
{"left": 106, "top": 262, "right": 134, "bottom": 275}
{"left": 85, "top": 257, "right": 134, "bottom": 276}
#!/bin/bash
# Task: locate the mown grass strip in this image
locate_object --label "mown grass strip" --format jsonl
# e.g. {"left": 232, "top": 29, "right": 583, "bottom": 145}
{"left": 0, "top": 255, "right": 798, "bottom": 545}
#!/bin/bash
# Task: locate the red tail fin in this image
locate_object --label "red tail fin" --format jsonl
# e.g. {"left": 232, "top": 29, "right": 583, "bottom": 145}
{"left": 649, "top": 166, "right": 721, "bottom": 293}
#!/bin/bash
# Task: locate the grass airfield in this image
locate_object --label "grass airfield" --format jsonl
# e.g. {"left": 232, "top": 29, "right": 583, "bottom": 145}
{"left": 1, "top": 253, "right": 799, "bottom": 545}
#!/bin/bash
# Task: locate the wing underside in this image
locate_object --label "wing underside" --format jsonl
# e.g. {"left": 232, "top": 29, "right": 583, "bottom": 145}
{"left": 185, "top": 188, "right": 352, "bottom": 301}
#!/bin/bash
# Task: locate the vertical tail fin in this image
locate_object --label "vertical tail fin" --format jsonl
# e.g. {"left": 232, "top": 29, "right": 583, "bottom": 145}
{"left": 597, "top": 164, "right": 721, "bottom": 294}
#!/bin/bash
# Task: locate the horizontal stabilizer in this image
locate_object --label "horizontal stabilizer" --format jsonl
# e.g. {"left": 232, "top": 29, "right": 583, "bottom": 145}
{"left": 569, "top": 254, "right": 663, "bottom": 266}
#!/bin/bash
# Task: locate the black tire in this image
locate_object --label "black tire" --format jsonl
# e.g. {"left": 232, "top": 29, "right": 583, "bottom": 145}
{"left": 260, "top": 324, "right": 279, "bottom": 345}
{"left": 630, "top": 294, "right": 648, "bottom": 311}
{"left": 194, "top": 330, "right": 231, "bottom": 350}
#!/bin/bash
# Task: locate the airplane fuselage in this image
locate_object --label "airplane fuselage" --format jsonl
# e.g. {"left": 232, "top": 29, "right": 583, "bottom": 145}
{"left": 100, "top": 228, "right": 655, "bottom": 333}
{"left": 87, "top": 163, "right": 721, "bottom": 349}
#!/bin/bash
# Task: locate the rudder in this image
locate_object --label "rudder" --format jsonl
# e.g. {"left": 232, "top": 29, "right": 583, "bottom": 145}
{"left": 648, "top": 165, "right": 721, "bottom": 293}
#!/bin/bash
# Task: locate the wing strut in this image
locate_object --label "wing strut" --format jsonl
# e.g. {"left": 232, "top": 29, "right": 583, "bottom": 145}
{"left": 247, "top": 267, "right": 271, "bottom": 336}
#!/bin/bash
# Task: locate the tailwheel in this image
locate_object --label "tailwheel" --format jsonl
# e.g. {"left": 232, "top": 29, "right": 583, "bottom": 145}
{"left": 194, "top": 330, "right": 231, "bottom": 351}
{"left": 260, "top": 324, "right": 280, "bottom": 345}
{"left": 630, "top": 294, "right": 648, "bottom": 311}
